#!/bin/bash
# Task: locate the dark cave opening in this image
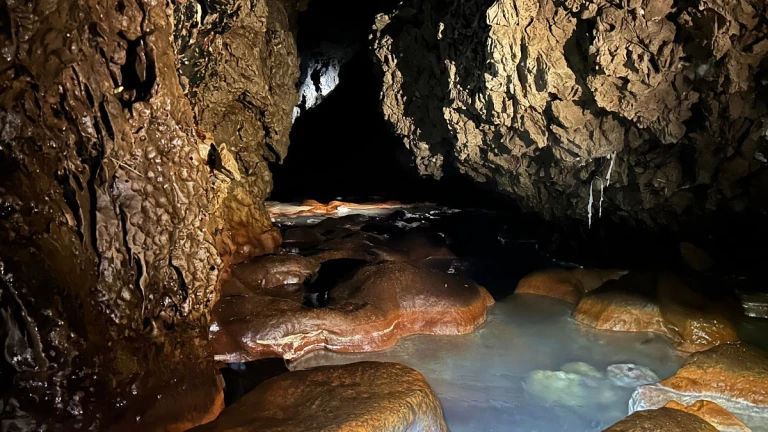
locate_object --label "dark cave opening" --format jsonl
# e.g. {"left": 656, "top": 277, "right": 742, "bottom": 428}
{"left": 269, "top": 0, "right": 511, "bottom": 209}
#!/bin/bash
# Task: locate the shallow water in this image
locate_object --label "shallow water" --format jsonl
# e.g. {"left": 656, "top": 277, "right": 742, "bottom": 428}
{"left": 291, "top": 295, "right": 687, "bottom": 432}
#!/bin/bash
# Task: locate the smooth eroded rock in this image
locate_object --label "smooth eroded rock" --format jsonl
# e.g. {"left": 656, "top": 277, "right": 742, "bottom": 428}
{"left": 573, "top": 272, "right": 741, "bottom": 352}
{"left": 211, "top": 261, "right": 494, "bottom": 362}
{"left": 230, "top": 254, "right": 320, "bottom": 290}
{"left": 515, "top": 268, "right": 627, "bottom": 304}
{"left": 630, "top": 342, "right": 768, "bottom": 429}
{"left": 191, "top": 362, "right": 448, "bottom": 432}
{"left": 604, "top": 408, "right": 719, "bottom": 432}
{"left": 664, "top": 400, "right": 751, "bottom": 432}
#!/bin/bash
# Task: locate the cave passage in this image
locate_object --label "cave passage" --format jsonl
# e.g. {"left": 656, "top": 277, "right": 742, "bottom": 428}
{"left": 3, "top": 0, "right": 768, "bottom": 430}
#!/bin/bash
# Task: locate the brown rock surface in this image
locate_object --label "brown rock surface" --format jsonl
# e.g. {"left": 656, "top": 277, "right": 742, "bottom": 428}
{"left": 0, "top": 0, "right": 297, "bottom": 428}
{"left": 191, "top": 362, "right": 449, "bottom": 432}
{"left": 210, "top": 261, "right": 494, "bottom": 362}
{"left": 661, "top": 342, "right": 768, "bottom": 407}
{"left": 629, "top": 343, "right": 768, "bottom": 429}
{"left": 516, "top": 268, "right": 626, "bottom": 303}
{"left": 230, "top": 254, "right": 320, "bottom": 290}
{"left": 372, "top": 0, "right": 768, "bottom": 231}
{"left": 174, "top": 0, "right": 299, "bottom": 264}
{"left": 604, "top": 408, "right": 719, "bottom": 432}
{"left": 664, "top": 400, "right": 751, "bottom": 432}
{"left": 573, "top": 273, "right": 741, "bottom": 352}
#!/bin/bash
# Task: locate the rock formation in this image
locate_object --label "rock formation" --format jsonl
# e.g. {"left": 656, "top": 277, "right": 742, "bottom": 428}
{"left": 211, "top": 261, "right": 494, "bottom": 362}
{"left": 604, "top": 407, "right": 720, "bottom": 432}
{"left": 0, "top": 0, "right": 298, "bottom": 428}
{"left": 572, "top": 272, "right": 742, "bottom": 352}
{"left": 515, "top": 268, "right": 626, "bottom": 303}
{"left": 630, "top": 342, "right": 768, "bottom": 429}
{"left": 373, "top": 0, "right": 768, "bottom": 232}
{"left": 191, "top": 362, "right": 449, "bottom": 432}
{"left": 664, "top": 400, "right": 752, "bottom": 432}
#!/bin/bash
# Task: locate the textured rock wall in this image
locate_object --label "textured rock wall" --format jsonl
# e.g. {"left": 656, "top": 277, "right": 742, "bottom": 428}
{"left": 0, "top": 0, "right": 298, "bottom": 428}
{"left": 174, "top": 0, "right": 300, "bottom": 264}
{"left": 373, "top": 0, "right": 768, "bottom": 229}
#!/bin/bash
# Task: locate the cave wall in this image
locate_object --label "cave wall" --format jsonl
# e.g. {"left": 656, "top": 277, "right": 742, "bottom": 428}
{"left": 0, "top": 0, "right": 298, "bottom": 429}
{"left": 373, "top": 0, "right": 768, "bottom": 231}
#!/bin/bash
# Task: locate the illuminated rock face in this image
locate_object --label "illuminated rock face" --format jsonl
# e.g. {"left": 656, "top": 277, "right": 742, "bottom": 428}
{"left": 630, "top": 342, "right": 768, "bottom": 429}
{"left": 191, "top": 362, "right": 449, "bottom": 432}
{"left": 373, "top": 0, "right": 768, "bottom": 231}
{"left": 210, "top": 261, "right": 494, "bottom": 362}
{"left": 604, "top": 408, "right": 719, "bottom": 432}
{"left": 572, "top": 272, "right": 742, "bottom": 352}
{"left": 0, "top": 0, "right": 298, "bottom": 428}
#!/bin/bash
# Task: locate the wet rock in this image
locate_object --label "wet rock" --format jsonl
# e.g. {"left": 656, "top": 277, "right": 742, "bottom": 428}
{"left": 525, "top": 369, "right": 615, "bottom": 407}
{"left": 372, "top": 0, "right": 768, "bottom": 232}
{"left": 230, "top": 254, "right": 320, "bottom": 290}
{"left": 680, "top": 243, "right": 715, "bottom": 273}
{"left": 281, "top": 226, "right": 326, "bottom": 249}
{"left": 0, "top": 0, "right": 288, "bottom": 427}
{"left": 174, "top": 0, "right": 299, "bottom": 264}
{"left": 629, "top": 343, "right": 768, "bottom": 429}
{"left": 739, "top": 292, "right": 768, "bottom": 319}
{"left": 606, "top": 364, "right": 660, "bottom": 388}
{"left": 191, "top": 362, "right": 449, "bottom": 432}
{"left": 561, "top": 361, "right": 604, "bottom": 380}
{"left": 604, "top": 407, "right": 719, "bottom": 432}
{"left": 516, "top": 268, "right": 627, "bottom": 304}
{"left": 573, "top": 273, "right": 741, "bottom": 352}
{"left": 210, "top": 261, "right": 494, "bottom": 362}
{"left": 664, "top": 400, "right": 751, "bottom": 432}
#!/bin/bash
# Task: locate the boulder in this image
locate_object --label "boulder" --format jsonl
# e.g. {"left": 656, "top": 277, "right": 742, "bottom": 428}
{"left": 573, "top": 272, "right": 741, "bottom": 352}
{"left": 515, "top": 268, "right": 627, "bottom": 304}
{"left": 664, "top": 401, "right": 751, "bottom": 432}
{"left": 191, "top": 362, "right": 448, "bottom": 432}
{"left": 230, "top": 254, "right": 320, "bottom": 290}
{"left": 281, "top": 227, "right": 326, "bottom": 249}
{"left": 210, "top": 261, "right": 494, "bottom": 362}
{"left": 604, "top": 408, "right": 719, "bottom": 432}
{"left": 606, "top": 364, "right": 660, "bottom": 388}
{"left": 630, "top": 342, "right": 768, "bottom": 429}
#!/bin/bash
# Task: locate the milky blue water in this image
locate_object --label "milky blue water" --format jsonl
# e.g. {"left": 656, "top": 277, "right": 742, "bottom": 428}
{"left": 291, "top": 295, "right": 687, "bottom": 432}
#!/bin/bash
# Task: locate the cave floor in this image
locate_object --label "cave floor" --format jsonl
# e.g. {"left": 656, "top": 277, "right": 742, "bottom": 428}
{"left": 223, "top": 200, "right": 768, "bottom": 432}
{"left": 292, "top": 295, "right": 686, "bottom": 432}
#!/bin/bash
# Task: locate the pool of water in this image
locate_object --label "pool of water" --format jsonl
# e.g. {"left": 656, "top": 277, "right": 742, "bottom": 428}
{"left": 291, "top": 295, "right": 687, "bottom": 432}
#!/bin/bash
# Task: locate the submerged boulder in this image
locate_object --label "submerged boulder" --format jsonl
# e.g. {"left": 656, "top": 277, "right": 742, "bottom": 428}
{"left": 630, "top": 342, "right": 768, "bottom": 430}
{"left": 573, "top": 272, "right": 741, "bottom": 352}
{"left": 515, "top": 268, "right": 627, "bottom": 303}
{"left": 604, "top": 407, "right": 719, "bottom": 432}
{"left": 192, "top": 362, "right": 448, "bottom": 432}
{"left": 210, "top": 261, "right": 494, "bottom": 362}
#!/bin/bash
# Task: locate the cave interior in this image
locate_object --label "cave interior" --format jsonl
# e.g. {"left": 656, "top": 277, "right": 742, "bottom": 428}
{"left": 2, "top": 0, "right": 768, "bottom": 430}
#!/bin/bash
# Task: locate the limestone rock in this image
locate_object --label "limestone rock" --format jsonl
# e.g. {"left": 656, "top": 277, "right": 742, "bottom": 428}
{"left": 606, "top": 364, "right": 660, "bottom": 388}
{"left": 573, "top": 272, "right": 741, "bottom": 352}
{"left": 372, "top": 0, "right": 768, "bottom": 231}
{"left": 191, "top": 362, "right": 449, "bottom": 432}
{"left": 174, "top": 0, "right": 300, "bottom": 264}
{"left": 230, "top": 254, "right": 320, "bottom": 290}
{"left": 664, "top": 400, "right": 752, "bottom": 432}
{"left": 629, "top": 342, "right": 768, "bottom": 429}
{"left": 604, "top": 408, "right": 719, "bottom": 432}
{"left": 210, "top": 261, "right": 494, "bottom": 362}
{"left": 516, "top": 268, "right": 627, "bottom": 303}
